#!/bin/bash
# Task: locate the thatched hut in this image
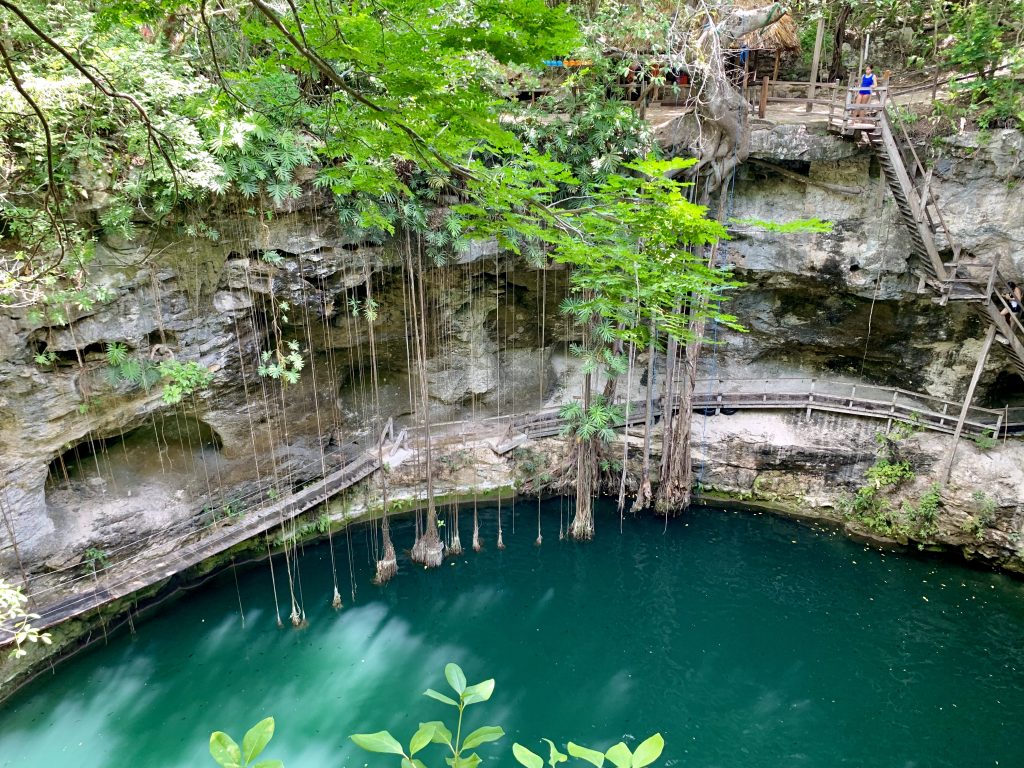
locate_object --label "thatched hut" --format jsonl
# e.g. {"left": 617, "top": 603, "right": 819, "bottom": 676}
{"left": 726, "top": 1, "right": 801, "bottom": 81}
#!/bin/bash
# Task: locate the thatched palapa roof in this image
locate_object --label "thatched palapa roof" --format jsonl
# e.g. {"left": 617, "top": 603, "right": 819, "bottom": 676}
{"left": 729, "top": 0, "right": 800, "bottom": 53}
{"left": 601, "top": 1, "right": 800, "bottom": 57}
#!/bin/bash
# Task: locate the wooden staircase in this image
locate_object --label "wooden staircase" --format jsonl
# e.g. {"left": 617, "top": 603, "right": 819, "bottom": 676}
{"left": 859, "top": 111, "right": 1024, "bottom": 380}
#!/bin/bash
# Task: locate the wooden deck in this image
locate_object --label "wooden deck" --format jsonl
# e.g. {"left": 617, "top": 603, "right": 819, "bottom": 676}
{"left": 6, "top": 375, "right": 1022, "bottom": 643}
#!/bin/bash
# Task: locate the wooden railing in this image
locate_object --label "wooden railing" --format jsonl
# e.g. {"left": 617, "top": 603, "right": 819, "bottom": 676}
{"left": 7, "top": 374, "right": 1023, "bottom": 640}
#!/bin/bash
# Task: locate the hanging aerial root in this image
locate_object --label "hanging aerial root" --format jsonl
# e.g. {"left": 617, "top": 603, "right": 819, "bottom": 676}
{"left": 374, "top": 522, "right": 398, "bottom": 584}
{"left": 631, "top": 478, "right": 653, "bottom": 515}
{"left": 410, "top": 530, "right": 444, "bottom": 568}
{"left": 332, "top": 587, "right": 343, "bottom": 610}
{"left": 448, "top": 532, "right": 463, "bottom": 557}
{"left": 374, "top": 554, "right": 398, "bottom": 585}
{"left": 497, "top": 528, "right": 505, "bottom": 550}
{"left": 472, "top": 509, "right": 481, "bottom": 552}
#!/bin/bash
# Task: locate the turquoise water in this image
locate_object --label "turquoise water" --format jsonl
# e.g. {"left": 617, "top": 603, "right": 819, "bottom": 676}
{"left": 2, "top": 500, "right": 1024, "bottom": 768}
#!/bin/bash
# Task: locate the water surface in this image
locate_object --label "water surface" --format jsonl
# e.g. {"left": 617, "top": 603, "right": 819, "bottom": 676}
{"left": 2, "top": 500, "right": 1023, "bottom": 767}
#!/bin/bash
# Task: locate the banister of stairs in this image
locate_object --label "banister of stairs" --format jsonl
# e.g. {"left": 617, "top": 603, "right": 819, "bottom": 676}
{"left": 889, "top": 107, "right": 962, "bottom": 260}
{"left": 985, "top": 253, "right": 1001, "bottom": 299}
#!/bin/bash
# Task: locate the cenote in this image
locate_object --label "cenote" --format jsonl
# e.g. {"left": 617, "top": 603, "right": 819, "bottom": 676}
{"left": 2, "top": 500, "right": 1024, "bottom": 768}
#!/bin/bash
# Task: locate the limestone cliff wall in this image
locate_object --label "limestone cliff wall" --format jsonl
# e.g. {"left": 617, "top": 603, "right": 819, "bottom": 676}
{"left": 1, "top": 126, "right": 1022, "bottom": 585}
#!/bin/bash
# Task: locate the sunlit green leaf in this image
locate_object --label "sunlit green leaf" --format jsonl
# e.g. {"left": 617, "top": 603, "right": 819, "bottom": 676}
{"left": 513, "top": 743, "right": 544, "bottom": 768}
{"left": 461, "top": 726, "right": 504, "bottom": 750}
{"left": 350, "top": 730, "right": 405, "bottom": 755}
{"left": 630, "top": 734, "right": 664, "bottom": 768}
{"left": 209, "top": 732, "right": 242, "bottom": 768}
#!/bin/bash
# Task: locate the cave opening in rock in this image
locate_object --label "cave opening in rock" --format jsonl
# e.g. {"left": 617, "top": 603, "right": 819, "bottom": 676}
{"left": 982, "top": 370, "right": 1024, "bottom": 409}
{"left": 46, "top": 416, "right": 225, "bottom": 497}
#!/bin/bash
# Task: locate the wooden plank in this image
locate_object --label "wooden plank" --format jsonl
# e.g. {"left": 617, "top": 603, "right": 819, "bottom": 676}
{"left": 806, "top": 16, "right": 825, "bottom": 112}
{"left": 943, "top": 324, "right": 997, "bottom": 483}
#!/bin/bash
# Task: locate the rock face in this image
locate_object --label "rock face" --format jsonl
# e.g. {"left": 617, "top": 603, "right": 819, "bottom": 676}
{"left": 1, "top": 127, "right": 1022, "bottom": 586}
{"left": 692, "top": 409, "right": 1024, "bottom": 572}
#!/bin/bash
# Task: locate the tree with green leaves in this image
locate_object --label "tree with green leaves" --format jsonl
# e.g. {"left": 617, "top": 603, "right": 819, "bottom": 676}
{"left": 209, "top": 716, "right": 282, "bottom": 768}
{"left": 1, "top": 578, "right": 51, "bottom": 659}
{"left": 348, "top": 663, "right": 665, "bottom": 768}
{"left": 542, "top": 157, "right": 741, "bottom": 538}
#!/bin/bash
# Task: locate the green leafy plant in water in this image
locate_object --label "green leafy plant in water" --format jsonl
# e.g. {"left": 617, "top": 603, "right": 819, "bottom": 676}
{"left": 351, "top": 662, "right": 504, "bottom": 768}
{"left": 209, "top": 716, "right": 282, "bottom": 768}
{"left": 349, "top": 663, "right": 665, "bottom": 768}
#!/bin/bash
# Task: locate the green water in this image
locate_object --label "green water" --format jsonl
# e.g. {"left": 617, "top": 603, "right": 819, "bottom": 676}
{"left": 3, "top": 500, "right": 1024, "bottom": 768}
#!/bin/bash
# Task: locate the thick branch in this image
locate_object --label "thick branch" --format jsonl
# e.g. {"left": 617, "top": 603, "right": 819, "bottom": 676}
{"left": 0, "top": 0, "right": 179, "bottom": 196}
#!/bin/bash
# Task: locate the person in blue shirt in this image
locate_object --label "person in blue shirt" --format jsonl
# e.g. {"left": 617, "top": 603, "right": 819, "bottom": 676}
{"left": 854, "top": 65, "right": 875, "bottom": 117}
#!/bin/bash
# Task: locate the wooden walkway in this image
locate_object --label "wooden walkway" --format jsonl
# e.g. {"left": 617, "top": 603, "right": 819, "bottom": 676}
{"left": 18, "top": 450, "right": 379, "bottom": 633}
{"left": 4, "top": 375, "right": 1022, "bottom": 643}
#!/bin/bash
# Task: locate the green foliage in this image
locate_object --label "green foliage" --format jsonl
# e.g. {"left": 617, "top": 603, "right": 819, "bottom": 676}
{"left": 209, "top": 717, "right": 282, "bottom": 768}
{"left": 962, "top": 490, "right": 999, "bottom": 540}
{"left": 258, "top": 340, "right": 305, "bottom": 385}
{"left": 1, "top": 578, "right": 52, "bottom": 659}
{"left": 889, "top": 413, "right": 924, "bottom": 440}
{"left": 351, "top": 662, "right": 503, "bottom": 768}
{"left": 350, "top": 664, "right": 664, "bottom": 768}
{"left": 559, "top": 397, "right": 623, "bottom": 443}
{"left": 33, "top": 350, "right": 57, "bottom": 367}
{"left": 514, "top": 734, "right": 663, "bottom": 768}
{"left": 945, "top": 1, "right": 1024, "bottom": 128}
{"left": 842, "top": 430, "right": 922, "bottom": 538}
{"left": 971, "top": 433, "right": 999, "bottom": 450}
{"left": 159, "top": 360, "right": 214, "bottom": 404}
{"left": 83, "top": 547, "right": 110, "bottom": 570}
{"left": 899, "top": 483, "right": 943, "bottom": 539}
{"left": 729, "top": 218, "right": 833, "bottom": 234}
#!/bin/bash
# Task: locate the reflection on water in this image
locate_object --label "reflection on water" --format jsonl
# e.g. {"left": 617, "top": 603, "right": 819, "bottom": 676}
{"left": 2, "top": 501, "right": 1024, "bottom": 768}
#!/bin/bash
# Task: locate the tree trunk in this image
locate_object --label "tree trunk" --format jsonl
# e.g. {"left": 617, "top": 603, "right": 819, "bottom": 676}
{"left": 828, "top": 4, "right": 853, "bottom": 83}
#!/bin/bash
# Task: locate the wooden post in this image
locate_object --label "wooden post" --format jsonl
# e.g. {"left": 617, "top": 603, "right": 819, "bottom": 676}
{"left": 759, "top": 76, "right": 769, "bottom": 119}
{"left": 984, "top": 252, "right": 1001, "bottom": 300}
{"left": 942, "top": 324, "right": 997, "bottom": 483}
{"left": 807, "top": 15, "right": 825, "bottom": 112}
{"left": 772, "top": 50, "right": 781, "bottom": 81}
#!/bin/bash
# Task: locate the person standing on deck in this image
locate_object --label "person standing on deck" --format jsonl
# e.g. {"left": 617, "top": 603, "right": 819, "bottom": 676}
{"left": 854, "top": 64, "right": 875, "bottom": 117}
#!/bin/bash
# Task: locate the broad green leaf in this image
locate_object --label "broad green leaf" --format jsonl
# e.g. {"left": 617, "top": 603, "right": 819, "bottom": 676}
{"left": 604, "top": 743, "right": 632, "bottom": 768}
{"left": 209, "top": 732, "right": 242, "bottom": 768}
{"left": 252, "top": 762, "right": 283, "bottom": 768}
{"left": 448, "top": 753, "right": 482, "bottom": 768}
{"left": 461, "top": 678, "right": 495, "bottom": 705}
{"left": 424, "top": 688, "right": 459, "bottom": 707}
{"left": 542, "top": 738, "right": 567, "bottom": 766}
{"left": 350, "top": 731, "right": 406, "bottom": 755}
{"left": 461, "top": 726, "right": 505, "bottom": 750}
{"left": 630, "top": 734, "right": 664, "bottom": 768}
{"left": 513, "top": 744, "right": 544, "bottom": 768}
{"left": 422, "top": 720, "right": 453, "bottom": 746}
{"left": 445, "top": 663, "right": 467, "bottom": 695}
{"left": 242, "top": 718, "right": 275, "bottom": 763}
{"left": 567, "top": 742, "right": 605, "bottom": 767}
{"left": 410, "top": 723, "right": 437, "bottom": 755}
